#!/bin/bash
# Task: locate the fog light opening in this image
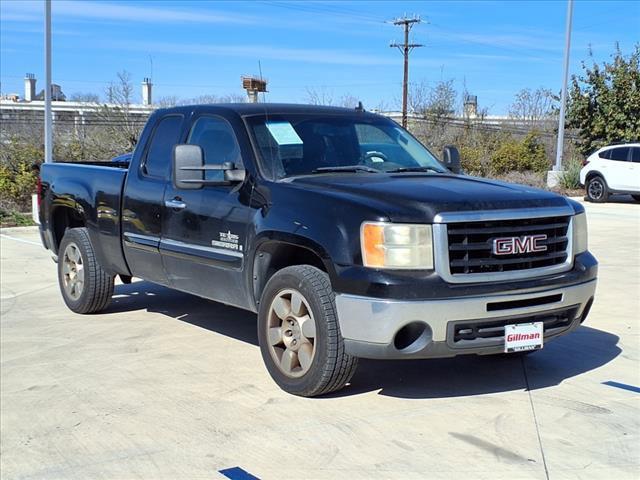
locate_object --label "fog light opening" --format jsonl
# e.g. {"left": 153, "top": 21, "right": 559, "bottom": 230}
{"left": 393, "top": 322, "right": 429, "bottom": 351}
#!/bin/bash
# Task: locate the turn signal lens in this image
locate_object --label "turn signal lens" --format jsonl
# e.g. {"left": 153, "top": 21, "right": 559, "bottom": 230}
{"left": 361, "top": 222, "right": 433, "bottom": 269}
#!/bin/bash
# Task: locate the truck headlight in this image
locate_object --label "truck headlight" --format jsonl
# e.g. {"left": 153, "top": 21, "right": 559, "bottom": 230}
{"left": 572, "top": 212, "right": 588, "bottom": 254}
{"left": 361, "top": 222, "right": 433, "bottom": 269}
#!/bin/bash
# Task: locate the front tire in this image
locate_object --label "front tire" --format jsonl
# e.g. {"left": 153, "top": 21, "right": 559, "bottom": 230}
{"left": 586, "top": 176, "right": 609, "bottom": 203}
{"left": 58, "top": 227, "right": 114, "bottom": 313}
{"left": 632, "top": 195, "right": 640, "bottom": 202}
{"left": 257, "top": 265, "right": 358, "bottom": 397}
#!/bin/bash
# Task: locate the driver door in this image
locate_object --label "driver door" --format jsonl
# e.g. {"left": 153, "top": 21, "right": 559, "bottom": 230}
{"left": 160, "top": 114, "right": 252, "bottom": 309}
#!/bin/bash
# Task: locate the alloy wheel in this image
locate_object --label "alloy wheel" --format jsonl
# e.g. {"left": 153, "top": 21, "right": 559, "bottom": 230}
{"left": 266, "top": 289, "right": 317, "bottom": 378}
{"left": 62, "top": 242, "right": 84, "bottom": 300}
{"left": 588, "top": 179, "right": 604, "bottom": 200}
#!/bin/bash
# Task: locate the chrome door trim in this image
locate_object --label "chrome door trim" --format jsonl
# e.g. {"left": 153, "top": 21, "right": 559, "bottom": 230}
{"left": 160, "top": 237, "right": 244, "bottom": 259}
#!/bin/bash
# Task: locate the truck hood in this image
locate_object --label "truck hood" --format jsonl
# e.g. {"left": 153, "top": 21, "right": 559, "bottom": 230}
{"left": 288, "top": 173, "right": 573, "bottom": 222}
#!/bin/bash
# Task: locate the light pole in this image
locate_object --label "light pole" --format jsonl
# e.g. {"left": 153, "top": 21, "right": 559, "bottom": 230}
{"left": 44, "top": 0, "right": 52, "bottom": 163}
{"left": 549, "top": 0, "right": 574, "bottom": 186}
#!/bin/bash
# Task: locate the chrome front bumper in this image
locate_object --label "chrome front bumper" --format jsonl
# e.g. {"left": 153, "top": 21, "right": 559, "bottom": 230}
{"left": 334, "top": 279, "right": 597, "bottom": 359}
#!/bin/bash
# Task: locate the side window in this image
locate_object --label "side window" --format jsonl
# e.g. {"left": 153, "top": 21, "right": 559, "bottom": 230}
{"left": 187, "top": 116, "right": 241, "bottom": 181}
{"left": 609, "top": 147, "right": 630, "bottom": 161}
{"left": 144, "top": 115, "right": 183, "bottom": 178}
{"left": 631, "top": 147, "right": 640, "bottom": 163}
{"left": 599, "top": 149, "right": 612, "bottom": 159}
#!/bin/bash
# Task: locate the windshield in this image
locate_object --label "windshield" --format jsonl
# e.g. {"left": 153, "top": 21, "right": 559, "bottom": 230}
{"left": 245, "top": 114, "right": 447, "bottom": 179}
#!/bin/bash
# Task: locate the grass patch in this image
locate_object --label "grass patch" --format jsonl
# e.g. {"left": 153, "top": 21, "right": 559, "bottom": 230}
{"left": 558, "top": 158, "right": 583, "bottom": 190}
{"left": 0, "top": 209, "right": 35, "bottom": 228}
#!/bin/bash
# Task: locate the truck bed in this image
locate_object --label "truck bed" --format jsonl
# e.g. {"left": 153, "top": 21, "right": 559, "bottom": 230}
{"left": 39, "top": 162, "right": 130, "bottom": 276}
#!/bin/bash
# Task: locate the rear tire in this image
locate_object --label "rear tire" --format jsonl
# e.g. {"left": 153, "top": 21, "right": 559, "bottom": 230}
{"left": 257, "top": 265, "right": 358, "bottom": 397}
{"left": 632, "top": 195, "right": 640, "bottom": 202}
{"left": 57, "top": 227, "right": 114, "bottom": 313}
{"left": 585, "top": 176, "right": 609, "bottom": 203}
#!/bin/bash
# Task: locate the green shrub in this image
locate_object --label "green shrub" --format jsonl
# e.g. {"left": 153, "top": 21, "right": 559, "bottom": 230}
{"left": 0, "top": 161, "right": 38, "bottom": 212}
{"left": 490, "top": 138, "right": 523, "bottom": 174}
{"left": 520, "top": 132, "right": 550, "bottom": 173}
{"left": 558, "top": 157, "right": 583, "bottom": 190}
{"left": 459, "top": 145, "right": 487, "bottom": 175}
{"left": 0, "top": 137, "right": 41, "bottom": 212}
{"left": 0, "top": 208, "right": 34, "bottom": 227}
{"left": 493, "top": 170, "right": 547, "bottom": 189}
{"left": 490, "top": 132, "right": 550, "bottom": 175}
{"left": 54, "top": 139, "right": 85, "bottom": 162}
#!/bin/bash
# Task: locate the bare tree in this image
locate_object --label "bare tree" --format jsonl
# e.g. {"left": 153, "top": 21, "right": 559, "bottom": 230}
{"left": 337, "top": 93, "right": 360, "bottom": 108}
{"left": 305, "top": 87, "right": 334, "bottom": 106}
{"left": 408, "top": 79, "right": 430, "bottom": 114}
{"left": 156, "top": 95, "right": 179, "bottom": 107}
{"left": 69, "top": 92, "right": 100, "bottom": 103}
{"left": 105, "top": 71, "right": 136, "bottom": 105}
{"left": 508, "top": 87, "right": 557, "bottom": 127}
{"left": 98, "top": 70, "right": 144, "bottom": 152}
{"left": 304, "top": 88, "right": 363, "bottom": 108}
{"left": 209, "top": 93, "right": 246, "bottom": 103}
{"left": 371, "top": 99, "right": 390, "bottom": 113}
{"left": 426, "top": 79, "right": 457, "bottom": 117}
{"left": 158, "top": 93, "right": 247, "bottom": 106}
{"left": 408, "top": 79, "right": 458, "bottom": 152}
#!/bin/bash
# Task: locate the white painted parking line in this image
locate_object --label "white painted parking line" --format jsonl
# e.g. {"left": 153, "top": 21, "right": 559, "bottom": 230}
{"left": 0, "top": 234, "right": 42, "bottom": 246}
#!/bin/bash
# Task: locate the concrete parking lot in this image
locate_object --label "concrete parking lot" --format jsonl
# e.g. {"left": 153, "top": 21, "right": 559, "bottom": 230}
{"left": 1, "top": 197, "right": 639, "bottom": 480}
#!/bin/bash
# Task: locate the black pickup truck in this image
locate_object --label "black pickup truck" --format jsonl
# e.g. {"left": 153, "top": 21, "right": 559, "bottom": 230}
{"left": 38, "top": 104, "right": 597, "bottom": 396}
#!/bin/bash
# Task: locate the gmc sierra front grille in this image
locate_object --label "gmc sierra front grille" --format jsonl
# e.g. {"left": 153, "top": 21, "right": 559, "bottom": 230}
{"left": 446, "top": 215, "right": 571, "bottom": 275}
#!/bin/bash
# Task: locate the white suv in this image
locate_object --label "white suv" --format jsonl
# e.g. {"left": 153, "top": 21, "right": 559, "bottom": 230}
{"left": 580, "top": 143, "right": 640, "bottom": 202}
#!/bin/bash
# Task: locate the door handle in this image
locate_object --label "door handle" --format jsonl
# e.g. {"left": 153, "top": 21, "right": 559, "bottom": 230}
{"left": 165, "top": 198, "right": 187, "bottom": 210}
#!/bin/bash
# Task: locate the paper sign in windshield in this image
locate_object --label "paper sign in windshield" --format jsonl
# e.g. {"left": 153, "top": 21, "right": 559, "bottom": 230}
{"left": 266, "top": 122, "right": 303, "bottom": 145}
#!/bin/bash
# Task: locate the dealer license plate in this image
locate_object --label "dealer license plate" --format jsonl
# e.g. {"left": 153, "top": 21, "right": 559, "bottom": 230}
{"left": 504, "top": 322, "right": 544, "bottom": 353}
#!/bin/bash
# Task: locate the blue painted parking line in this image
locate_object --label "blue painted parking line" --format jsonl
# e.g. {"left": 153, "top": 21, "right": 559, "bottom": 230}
{"left": 219, "top": 467, "right": 260, "bottom": 480}
{"left": 602, "top": 381, "right": 640, "bottom": 393}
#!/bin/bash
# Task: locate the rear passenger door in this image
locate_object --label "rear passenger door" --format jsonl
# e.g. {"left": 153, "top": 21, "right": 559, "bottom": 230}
{"left": 160, "top": 114, "right": 253, "bottom": 308}
{"left": 122, "top": 113, "right": 185, "bottom": 285}
{"left": 604, "top": 147, "right": 631, "bottom": 190}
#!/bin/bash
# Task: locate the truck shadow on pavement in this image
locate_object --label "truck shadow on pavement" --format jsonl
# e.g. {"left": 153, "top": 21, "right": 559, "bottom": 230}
{"left": 109, "top": 281, "right": 621, "bottom": 400}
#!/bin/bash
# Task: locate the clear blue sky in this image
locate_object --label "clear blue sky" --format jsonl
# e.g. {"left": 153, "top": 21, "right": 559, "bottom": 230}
{"left": 1, "top": 0, "right": 638, "bottom": 114}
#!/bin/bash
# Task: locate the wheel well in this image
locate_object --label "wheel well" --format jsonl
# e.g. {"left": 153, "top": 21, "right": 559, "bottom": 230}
{"left": 52, "top": 207, "right": 85, "bottom": 253}
{"left": 585, "top": 171, "right": 605, "bottom": 183}
{"left": 252, "top": 242, "right": 328, "bottom": 306}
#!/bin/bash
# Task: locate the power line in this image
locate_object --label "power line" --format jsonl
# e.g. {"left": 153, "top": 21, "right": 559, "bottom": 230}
{"left": 259, "top": 1, "right": 385, "bottom": 25}
{"left": 390, "top": 16, "right": 423, "bottom": 128}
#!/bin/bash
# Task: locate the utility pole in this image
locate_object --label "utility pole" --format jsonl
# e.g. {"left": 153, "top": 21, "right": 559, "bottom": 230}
{"left": 390, "top": 16, "right": 422, "bottom": 129}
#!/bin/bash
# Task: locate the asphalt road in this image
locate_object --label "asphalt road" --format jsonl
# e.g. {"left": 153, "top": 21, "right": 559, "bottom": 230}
{"left": 1, "top": 197, "right": 639, "bottom": 480}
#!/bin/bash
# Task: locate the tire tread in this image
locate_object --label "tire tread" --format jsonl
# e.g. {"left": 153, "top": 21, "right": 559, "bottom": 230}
{"left": 58, "top": 227, "right": 114, "bottom": 314}
{"left": 259, "top": 265, "right": 357, "bottom": 397}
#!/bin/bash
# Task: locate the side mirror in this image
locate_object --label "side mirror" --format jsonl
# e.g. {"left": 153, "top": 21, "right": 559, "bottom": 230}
{"left": 442, "top": 145, "right": 462, "bottom": 174}
{"left": 173, "top": 144, "right": 204, "bottom": 190}
{"left": 172, "top": 144, "right": 246, "bottom": 189}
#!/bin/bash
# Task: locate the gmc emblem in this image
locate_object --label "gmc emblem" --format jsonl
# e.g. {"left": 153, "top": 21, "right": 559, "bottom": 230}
{"left": 492, "top": 234, "right": 548, "bottom": 256}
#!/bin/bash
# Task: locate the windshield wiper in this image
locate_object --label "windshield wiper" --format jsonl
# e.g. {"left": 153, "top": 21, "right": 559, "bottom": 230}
{"left": 386, "top": 166, "right": 444, "bottom": 174}
{"left": 312, "top": 165, "right": 382, "bottom": 174}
